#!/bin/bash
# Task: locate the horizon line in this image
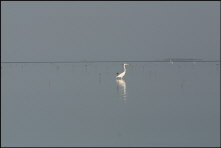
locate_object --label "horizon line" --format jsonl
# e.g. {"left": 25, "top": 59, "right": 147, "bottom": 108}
{"left": 1, "top": 60, "right": 220, "bottom": 63}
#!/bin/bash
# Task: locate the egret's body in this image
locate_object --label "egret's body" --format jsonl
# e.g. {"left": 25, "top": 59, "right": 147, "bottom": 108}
{"left": 116, "top": 64, "right": 129, "bottom": 79}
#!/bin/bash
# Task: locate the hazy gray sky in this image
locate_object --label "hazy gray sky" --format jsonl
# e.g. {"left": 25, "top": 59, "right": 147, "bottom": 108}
{"left": 1, "top": 1, "right": 220, "bottom": 62}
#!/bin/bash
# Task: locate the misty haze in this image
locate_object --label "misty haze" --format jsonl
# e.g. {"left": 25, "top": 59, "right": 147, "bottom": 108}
{"left": 1, "top": 1, "right": 220, "bottom": 147}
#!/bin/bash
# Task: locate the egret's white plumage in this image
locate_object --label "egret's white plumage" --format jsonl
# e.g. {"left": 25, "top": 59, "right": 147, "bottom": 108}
{"left": 116, "top": 64, "right": 129, "bottom": 79}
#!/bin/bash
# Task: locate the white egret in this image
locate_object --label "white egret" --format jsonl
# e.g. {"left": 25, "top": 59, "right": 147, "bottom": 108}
{"left": 116, "top": 64, "right": 129, "bottom": 79}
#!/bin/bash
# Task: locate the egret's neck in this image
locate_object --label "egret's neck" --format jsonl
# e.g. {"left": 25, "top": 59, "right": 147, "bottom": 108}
{"left": 123, "top": 65, "right": 126, "bottom": 72}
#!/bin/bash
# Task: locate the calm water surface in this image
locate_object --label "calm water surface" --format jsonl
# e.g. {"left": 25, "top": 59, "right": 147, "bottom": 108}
{"left": 1, "top": 62, "right": 220, "bottom": 146}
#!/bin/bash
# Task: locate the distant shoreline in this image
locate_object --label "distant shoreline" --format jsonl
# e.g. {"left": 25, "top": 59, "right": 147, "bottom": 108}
{"left": 1, "top": 60, "right": 220, "bottom": 63}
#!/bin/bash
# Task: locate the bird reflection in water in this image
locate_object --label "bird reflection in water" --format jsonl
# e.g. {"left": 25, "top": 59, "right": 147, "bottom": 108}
{"left": 116, "top": 79, "right": 127, "bottom": 103}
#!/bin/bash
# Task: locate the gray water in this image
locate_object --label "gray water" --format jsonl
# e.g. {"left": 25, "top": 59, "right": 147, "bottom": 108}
{"left": 1, "top": 62, "right": 220, "bottom": 147}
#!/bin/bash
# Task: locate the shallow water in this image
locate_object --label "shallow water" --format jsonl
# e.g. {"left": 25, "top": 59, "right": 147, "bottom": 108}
{"left": 1, "top": 62, "right": 220, "bottom": 146}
